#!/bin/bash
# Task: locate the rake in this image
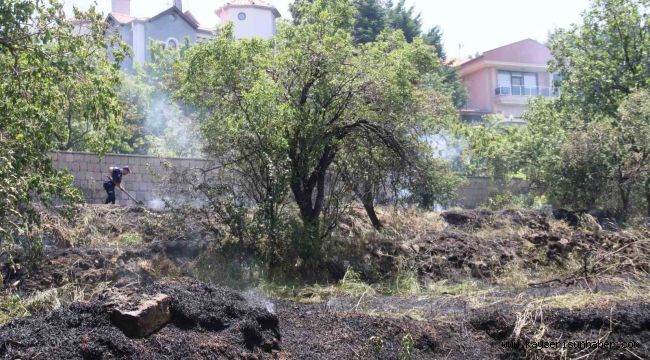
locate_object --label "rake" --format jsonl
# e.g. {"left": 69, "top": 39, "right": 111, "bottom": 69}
{"left": 120, "top": 188, "right": 144, "bottom": 206}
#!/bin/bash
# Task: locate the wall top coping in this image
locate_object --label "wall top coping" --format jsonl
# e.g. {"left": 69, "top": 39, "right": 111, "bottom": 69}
{"left": 50, "top": 151, "right": 211, "bottom": 162}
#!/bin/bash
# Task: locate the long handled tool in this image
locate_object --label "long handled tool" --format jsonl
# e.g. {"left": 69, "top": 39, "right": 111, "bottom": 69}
{"left": 120, "top": 188, "right": 144, "bottom": 205}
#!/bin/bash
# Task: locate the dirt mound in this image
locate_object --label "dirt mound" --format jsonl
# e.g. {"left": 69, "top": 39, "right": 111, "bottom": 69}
{"left": 2, "top": 240, "right": 212, "bottom": 295}
{"left": 0, "top": 279, "right": 280, "bottom": 359}
{"left": 405, "top": 209, "right": 650, "bottom": 283}
{"left": 2, "top": 248, "right": 151, "bottom": 295}
{"left": 406, "top": 230, "right": 522, "bottom": 282}
{"left": 441, "top": 209, "right": 550, "bottom": 231}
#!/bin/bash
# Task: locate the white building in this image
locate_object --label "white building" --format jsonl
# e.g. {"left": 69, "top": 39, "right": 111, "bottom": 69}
{"left": 216, "top": 0, "right": 281, "bottom": 40}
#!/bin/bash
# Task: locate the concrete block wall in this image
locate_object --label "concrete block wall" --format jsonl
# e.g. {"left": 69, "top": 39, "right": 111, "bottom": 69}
{"left": 49, "top": 151, "right": 213, "bottom": 206}
{"left": 455, "top": 177, "right": 529, "bottom": 208}
{"left": 50, "top": 151, "right": 528, "bottom": 209}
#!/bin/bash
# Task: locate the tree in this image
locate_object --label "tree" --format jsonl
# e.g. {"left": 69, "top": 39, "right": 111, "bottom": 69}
{"left": 405, "top": 153, "right": 462, "bottom": 210}
{"left": 525, "top": 93, "right": 650, "bottom": 221}
{"left": 351, "top": 0, "right": 387, "bottom": 44}
{"left": 386, "top": 0, "right": 422, "bottom": 42}
{"left": 461, "top": 115, "right": 527, "bottom": 183}
{"left": 177, "top": 0, "right": 451, "bottom": 266}
{"left": 549, "top": 0, "right": 650, "bottom": 118}
{"left": 516, "top": 0, "right": 650, "bottom": 220}
{"left": 422, "top": 26, "right": 445, "bottom": 60}
{"left": 423, "top": 64, "right": 467, "bottom": 109}
{"left": 51, "top": 22, "right": 126, "bottom": 152}
{"left": 421, "top": 27, "right": 467, "bottom": 109}
{"left": 290, "top": 1, "right": 465, "bottom": 110}
{"left": 615, "top": 89, "right": 650, "bottom": 218}
{"left": 0, "top": 1, "right": 125, "bottom": 252}
{"left": 18, "top": 4, "right": 129, "bottom": 153}
{"left": 113, "top": 71, "right": 154, "bottom": 154}
{"left": 291, "top": 0, "right": 385, "bottom": 44}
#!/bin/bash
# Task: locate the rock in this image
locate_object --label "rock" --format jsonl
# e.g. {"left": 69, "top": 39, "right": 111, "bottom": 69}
{"left": 110, "top": 293, "right": 171, "bottom": 338}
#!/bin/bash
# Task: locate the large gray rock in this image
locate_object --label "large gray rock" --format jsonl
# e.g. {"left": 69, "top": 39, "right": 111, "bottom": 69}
{"left": 110, "top": 293, "right": 171, "bottom": 338}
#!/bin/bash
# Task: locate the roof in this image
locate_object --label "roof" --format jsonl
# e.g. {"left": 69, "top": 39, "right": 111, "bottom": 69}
{"left": 107, "top": 6, "right": 215, "bottom": 31}
{"left": 457, "top": 39, "right": 553, "bottom": 76}
{"left": 447, "top": 57, "right": 469, "bottom": 67}
{"left": 107, "top": 12, "right": 144, "bottom": 24}
{"left": 216, "top": 0, "right": 281, "bottom": 18}
{"left": 183, "top": 10, "right": 199, "bottom": 25}
{"left": 460, "top": 39, "right": 552, "bottom": 69}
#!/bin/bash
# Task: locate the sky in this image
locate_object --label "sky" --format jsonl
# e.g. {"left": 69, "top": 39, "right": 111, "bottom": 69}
{"left": 64, "top": 0, "right": 592, "bottom": 57}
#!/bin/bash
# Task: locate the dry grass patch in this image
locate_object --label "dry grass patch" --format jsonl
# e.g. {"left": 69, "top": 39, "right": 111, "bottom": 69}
{"left": 0, "top": 282, "right": 110, "bottom": 325}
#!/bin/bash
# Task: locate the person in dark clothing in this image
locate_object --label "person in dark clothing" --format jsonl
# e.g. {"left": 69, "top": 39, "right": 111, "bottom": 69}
{"left": 104, "top": 166, "right": 130, "bottom": 204}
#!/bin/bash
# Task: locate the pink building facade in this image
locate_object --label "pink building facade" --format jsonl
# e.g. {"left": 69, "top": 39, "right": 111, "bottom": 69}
{"left": 458, "top": 39, "right": 558, "bottom": 123}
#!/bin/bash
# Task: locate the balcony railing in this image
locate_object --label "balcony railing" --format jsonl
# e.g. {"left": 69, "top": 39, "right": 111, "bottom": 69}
{"left": 495, "top": 86, "right": 560, "bottom": 97}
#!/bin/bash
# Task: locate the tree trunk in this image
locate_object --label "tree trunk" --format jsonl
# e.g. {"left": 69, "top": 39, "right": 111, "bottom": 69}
{"left": 618, "top": 183, "right": 631, "bottom": 223}
{"left": 419, "top": 194, "right": 433, "bottom": 210}
{"left": 359, "top": 180, "right": 382, "bottom": 230}
{"left": 645, "top": 179, "right": 650, "bottom": 218}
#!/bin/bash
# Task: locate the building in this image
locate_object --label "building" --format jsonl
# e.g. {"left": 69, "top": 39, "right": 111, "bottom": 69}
{"left": 107, "top": 0, "right": 280, "bottom": 69}
{"left": 216, "top": 0, "right": 281, "bottom": 40}
{"left": 457, "top": 39, "right": 559, "bottom": 124}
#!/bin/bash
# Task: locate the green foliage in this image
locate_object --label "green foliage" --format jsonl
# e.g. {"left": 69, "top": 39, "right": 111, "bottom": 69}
{"left": 484, "top": 192, "right": 538, "bottom": 211}
{"left": 465, "top": 0, "right": 650, "bottom": 220}
{"left": 113, "top": 232, "right": 144, "bottom": 247}
{"left": 422, "top": 26, "right": 445, "bottom": 60}
{"left": 1, "top": 1, "right": 122, "bottom": 250}
{"left": 549, "top": 0, "right": 650, "bottom": 118}
{"left": 0, "top": 295, "right": 29, "bottom": 325}
{"left": 421, "top": 27, "right": 466, "bottom": 109}
{"left": 113, "top": 72, "right": 152, "bottom": 154}
{"left": 351, "top": 0, "right": 387, "bottom": 44}
{"left": 399, "top": 333, "right": 415, "bottom": 360}
{"left": 521, "top": 91, "right": 650, "bottom": 219}
{"left": 290, "top": 0, "right": 465, "bottom": 109}
{"left": 404, "top": 154, "right": 464, "bottom": 210}
{"left": 178, "top": 0, "right": 456, "bottom": 269}
{"left": 386, "top": 0, "right": 422, "bottom": 42}
{"left": 422, "top": 63, "right": 467, "bottom": 109}
{"left": 513, "top": 0, "right": 650, "bottom": 220}
{"left": 460, "top": 114, "right": 527, "bottom": 182}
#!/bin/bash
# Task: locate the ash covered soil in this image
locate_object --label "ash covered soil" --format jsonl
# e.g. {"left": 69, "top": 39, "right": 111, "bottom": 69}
{"left": 0, "top": 280, "right": 280, "bottom": 359}
{"left": 1, "top": 205, "right": 649, "bottom": 359}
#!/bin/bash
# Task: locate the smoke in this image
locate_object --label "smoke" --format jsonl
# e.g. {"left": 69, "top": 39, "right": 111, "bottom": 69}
{"left": 147, "top": 198, "right": 166, "bottom": 211}
{"left": 120, "top": 70, "right": 204, "bottom": 158}
{"left": 145, "top": 94, "right": 204, "bottom": 158}
{"left": 428, "top": 131, "right": 466, "bottom": 162}
{"left": 242, "top": 289, "right": 276, "bottom": 314}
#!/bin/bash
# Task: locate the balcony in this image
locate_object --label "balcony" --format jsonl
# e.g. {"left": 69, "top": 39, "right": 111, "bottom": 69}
{"left": 495, "top": 86, "right": 560, "bottom": 97}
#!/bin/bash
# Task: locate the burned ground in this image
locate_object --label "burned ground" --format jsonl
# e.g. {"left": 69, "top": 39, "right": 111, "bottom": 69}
{"left": 1, "top": 206, "right": 649, "bottom": 359}
{"left": 0, "top": 279, "right": 280, "bottom": 359}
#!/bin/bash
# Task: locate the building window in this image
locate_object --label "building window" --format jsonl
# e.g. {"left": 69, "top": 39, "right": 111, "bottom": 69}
{"left": 166, "top": 38, "right": 179, "bottom": 49}
{"left": 497, "top": 70, "right": 538, "bottom": 96}
{"left": 237, "top": 12, "right": 246, "bottom": 20}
